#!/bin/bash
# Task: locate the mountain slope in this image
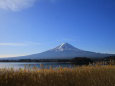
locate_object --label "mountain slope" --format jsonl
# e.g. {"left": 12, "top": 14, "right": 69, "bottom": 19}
{"left": 3, "top": 43, "right": 115, "bottom": 60}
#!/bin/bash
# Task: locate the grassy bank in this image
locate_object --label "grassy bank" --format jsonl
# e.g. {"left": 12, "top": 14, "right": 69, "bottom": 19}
{"left": 0, "top": 61, "right": 115, "bottom": 86}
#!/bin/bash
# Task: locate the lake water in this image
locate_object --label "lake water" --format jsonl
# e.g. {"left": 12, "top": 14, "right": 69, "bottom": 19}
{"left": 0, "top": 62, "right": 78, "bottom": 70}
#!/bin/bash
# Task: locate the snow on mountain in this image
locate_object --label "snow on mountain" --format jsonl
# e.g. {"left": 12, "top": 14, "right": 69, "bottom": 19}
{"left": 49, "top": 43, "right": 83, "bottom": 52}
{"left": 2, "top": 43, "right": 115, "bottom": 60}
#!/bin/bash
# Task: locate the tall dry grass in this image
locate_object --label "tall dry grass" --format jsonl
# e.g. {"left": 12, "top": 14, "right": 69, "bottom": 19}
{"left": 0, "top": 61, "right": 115, "bottom": 86}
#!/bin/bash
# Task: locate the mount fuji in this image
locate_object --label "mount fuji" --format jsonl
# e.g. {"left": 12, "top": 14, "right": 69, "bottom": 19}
{"left": 3, "top": 43, "right": 115, "bottom": 60}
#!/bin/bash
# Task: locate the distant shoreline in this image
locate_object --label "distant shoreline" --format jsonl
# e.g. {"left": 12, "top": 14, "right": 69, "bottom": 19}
{"left": 0, "top": 56, "right": 114, "bottom": 64}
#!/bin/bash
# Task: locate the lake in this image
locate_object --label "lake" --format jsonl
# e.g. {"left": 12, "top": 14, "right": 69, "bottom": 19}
{"left": 0, "top": 62, "right": 78, "bottom": 70}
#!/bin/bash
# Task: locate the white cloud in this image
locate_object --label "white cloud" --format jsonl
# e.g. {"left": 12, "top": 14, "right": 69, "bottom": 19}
{"left": 0, "top": 43, "right": 27, "bottom": 46}
{"left": 0, "top": 54, "right": 25, "bottom": 58}
{"left": 0, "top": 0, "right": 36, "bottom": 11}
{"left": 0, "top": 42, "right": 40, "bottom": 46}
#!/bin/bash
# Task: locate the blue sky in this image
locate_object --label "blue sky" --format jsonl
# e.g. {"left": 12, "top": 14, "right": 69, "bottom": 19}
{"left": 0, "top": 0, "right": 115, "bottom": 58}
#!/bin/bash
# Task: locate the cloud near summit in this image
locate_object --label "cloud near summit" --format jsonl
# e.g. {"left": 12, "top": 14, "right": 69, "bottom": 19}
{"left": 0, "top": 0, "right": 36, "bottom": 11}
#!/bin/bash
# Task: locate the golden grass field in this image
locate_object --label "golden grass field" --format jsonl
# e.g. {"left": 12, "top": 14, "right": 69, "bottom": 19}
{"left": 0, "top": 60, "right": 115, "bottom": 86}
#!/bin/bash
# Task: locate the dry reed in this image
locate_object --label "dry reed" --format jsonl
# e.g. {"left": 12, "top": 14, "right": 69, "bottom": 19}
{"left": 0, "top": 61, "right": 115, "bottom": 86}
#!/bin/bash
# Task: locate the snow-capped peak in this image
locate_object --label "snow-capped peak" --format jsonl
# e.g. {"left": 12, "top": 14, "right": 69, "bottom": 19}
{"left": 50, "top": 43, "right": 82, "bottom": 52}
